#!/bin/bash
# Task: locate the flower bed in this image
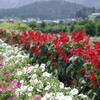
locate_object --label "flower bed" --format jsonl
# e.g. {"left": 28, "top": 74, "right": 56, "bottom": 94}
{"left": 0, "top": 39, "right": 88, "bottom": 100}
{"left": 0, "top": 28, "right": 100, "bottom": 99}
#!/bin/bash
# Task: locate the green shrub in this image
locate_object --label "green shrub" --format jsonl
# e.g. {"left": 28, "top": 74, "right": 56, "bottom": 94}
{"left": 0, "top": 21, "right": 31, "bottom": 30}
{"left": 85, "top": 21, "right": 96, "bottom": 36}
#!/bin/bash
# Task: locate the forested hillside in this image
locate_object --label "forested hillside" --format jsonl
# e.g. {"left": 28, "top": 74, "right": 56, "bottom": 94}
{"left": 0, "top": 0, "right": 95, "bottom": 19}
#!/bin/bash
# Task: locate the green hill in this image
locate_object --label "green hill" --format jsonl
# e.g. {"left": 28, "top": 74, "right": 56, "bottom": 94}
{"left": 0, "top": 0, "right": 96, "bottom": 20}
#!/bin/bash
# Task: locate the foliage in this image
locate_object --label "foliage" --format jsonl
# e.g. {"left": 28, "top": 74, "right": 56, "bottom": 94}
{"left": 27, "top": 19, "right": 100, "bottom": 36}
{"left": 0, "top": 21, "right": 31, "bottom": 30}
{"left": 85, "top": 21, "right": 96, "bottom": 36}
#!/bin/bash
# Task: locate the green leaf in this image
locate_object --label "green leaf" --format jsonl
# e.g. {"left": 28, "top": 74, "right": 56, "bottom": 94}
{"left": 66, "top": 64, "right": 74, "bottom": 74}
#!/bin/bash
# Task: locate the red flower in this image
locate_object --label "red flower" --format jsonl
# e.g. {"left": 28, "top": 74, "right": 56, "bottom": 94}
{"left": 97, "top": 81, "right": 100, "bottom": 86}
{"left": 86, "top": 71, "right": 97, "bottom": 87}
{"left": 79, "top": 68, "right": 86, "bottom": 73}
{"left": 52, "top": 62, "right": 58, "bottom": 67}
{"left": 31, "top": 45, "right": 39, "bottom": 54}
{"left": 69, "top": 80, "right": 75, "bottom": 84}
{"left": 50, "top": 58, "right": 56, "bottom": 61}
{"left": 62, "top": 56, "right": 69, "bottom": 63}
{"left": 46, "top": 52, "right": 54, "bottom": 56}
{"left": 59, "top": 32, "right": 69, "bottom": 43}
{"left": 56, "top": 49, "right": 69, "bottom": 63}
{"left": 82, "top": 36, "right": 90, "bottom": 46}
{"left": 68, "top": 46, "right": 83, "bottom": 55}
{"left": 71, "top": 29, "right": 86, "bottom": 42}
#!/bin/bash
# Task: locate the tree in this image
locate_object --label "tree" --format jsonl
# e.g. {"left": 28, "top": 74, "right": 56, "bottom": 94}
{"left": 85, "top": 21, "right": 96, "bottom": 36}
{"left": 97, "top": 24, "right": 100, "bottom": 36}
{"left": 70, "top": 25, "right": 75, "bottom": 32}
{"left": 41, "top": 22, "right": 46, "bottom": 28}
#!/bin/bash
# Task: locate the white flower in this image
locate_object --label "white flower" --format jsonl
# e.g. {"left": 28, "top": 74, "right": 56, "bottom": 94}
{"left": 15, "top": 88, "right": 20, "bottom": 96}
{"left": 31, "top": 74, "right": 38, "bottom": 79}
{"left": 41, "top": 97, "right": 47, "bottom": 100}
{"left": 16, "top": 53, "right": 23, "bottom": 57}
{"left": 28, "top": 75, "right": 32, "bottom": 78}
{"left": 65, "top": 96, "right": 72, "bottom": 100}
{"left": 42, "top": 72, "right": 52, "bottom": 77}
{"left": 56, "top": 92, "right": 64, "bottom": 98}
{"left": 20, "top": 80, "right": 24, "bottom": 84}
{"left": 39, "top": 84, "right": 43, "bottom": 89}
{"left": 59, "top": 82, "right": 64, "bottom": 88}
{"left": 40, "top": 63, "right": 46, "bottom": 71}
{"left": 27, "top": 67, "right": 34, "bottom": 73}
{"left": 37, "top": 89, "right": 42, "bottom": 92}
{"left": 79, "top": 94, "right": 88, "bottom": 98}
{"left": 28, "top": 86, "right": 33, "bottom": 91}
{"left": 69, "top": 56, "right": 78, "bottom": 62}
{"left": 57, "top": 96, "right": 68, "bottom": 100}
{"left": 20, "top": 86, "right": 28, "bottom": 92}
{"left": 16, "top": 88, "right": 20, "bottom": 92}
{"left": 42, "top": 93, "right": 54, "bottom": 99}
{"left": 70, "top": 88, "right": 78, "bottom": 95}
{"left": 0, "top": 39, "right": 3, "bottom": 43}
{"left": 34, "top": 69, "right": 37, "bottom": 73}
{"left": 17, "top": 71, "right": 23, "bottom": 75}
{"left": 28, "top": 93, "right": 32, "bottom": 97}
{"left": 81, "top": 80, "right": 86, "bottom": 84}
{"left": 65, "top": 87, "right": 71, "bottom": 90}
{"left": 45, "top": 85, "right": 51, "bottom": 91}
{"left": 34, "top": 64, "right": 39, "bottom": 68}
{"left": 55, "top": 93, "right": 70, "bottom": 100}
{"left": 34, "top": 79, "right": 39, "bottom": 84}
{"left": 6, "top": 45, "right": 11, "bottom": 49}
{"left": 47, "top": 82, "right": 50, "bottom": 85}
{"left": 30, "top": 79, "right": 34, "bottom": 84}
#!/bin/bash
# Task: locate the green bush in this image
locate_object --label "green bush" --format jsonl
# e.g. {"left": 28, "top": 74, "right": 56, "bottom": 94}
{"left": 0, "top": 21, "right": 31, "bottom": 30}
{"left": 85, "top": 21, "right": 96, "bottom": 36}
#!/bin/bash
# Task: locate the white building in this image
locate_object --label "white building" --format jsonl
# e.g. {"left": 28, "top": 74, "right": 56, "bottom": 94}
{"left": 91, "top": 13, "right": 100, "bottom": 17}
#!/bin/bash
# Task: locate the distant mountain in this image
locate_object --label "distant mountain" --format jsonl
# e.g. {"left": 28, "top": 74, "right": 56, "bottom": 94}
{"left": 66, "top": 0, "right": 100, "bottom": 9}
{"left": 0, "top": 0, "right": 99, "bottom": 9}
{"left": 0, "top": 0, "right": 96, "bottom": 20}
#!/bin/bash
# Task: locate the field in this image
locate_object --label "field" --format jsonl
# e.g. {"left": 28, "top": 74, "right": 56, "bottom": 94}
{"left": 0, "top": 25, "right": 100, "bottom": 100}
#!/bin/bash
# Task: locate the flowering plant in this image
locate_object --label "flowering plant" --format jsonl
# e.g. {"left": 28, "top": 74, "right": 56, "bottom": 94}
{"left": 0, "top": 63, "right": 88, "bottom": 100}
{"left": 0, "top": 28, "right": 100, "bottom": 99}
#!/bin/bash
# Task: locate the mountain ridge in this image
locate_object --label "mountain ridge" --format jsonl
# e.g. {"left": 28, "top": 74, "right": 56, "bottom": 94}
{"left": 0, "top": 0, "right": 99, "bottom": 9}
{"left": 0, "top": 0, "right": 96, "bottom": 20}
